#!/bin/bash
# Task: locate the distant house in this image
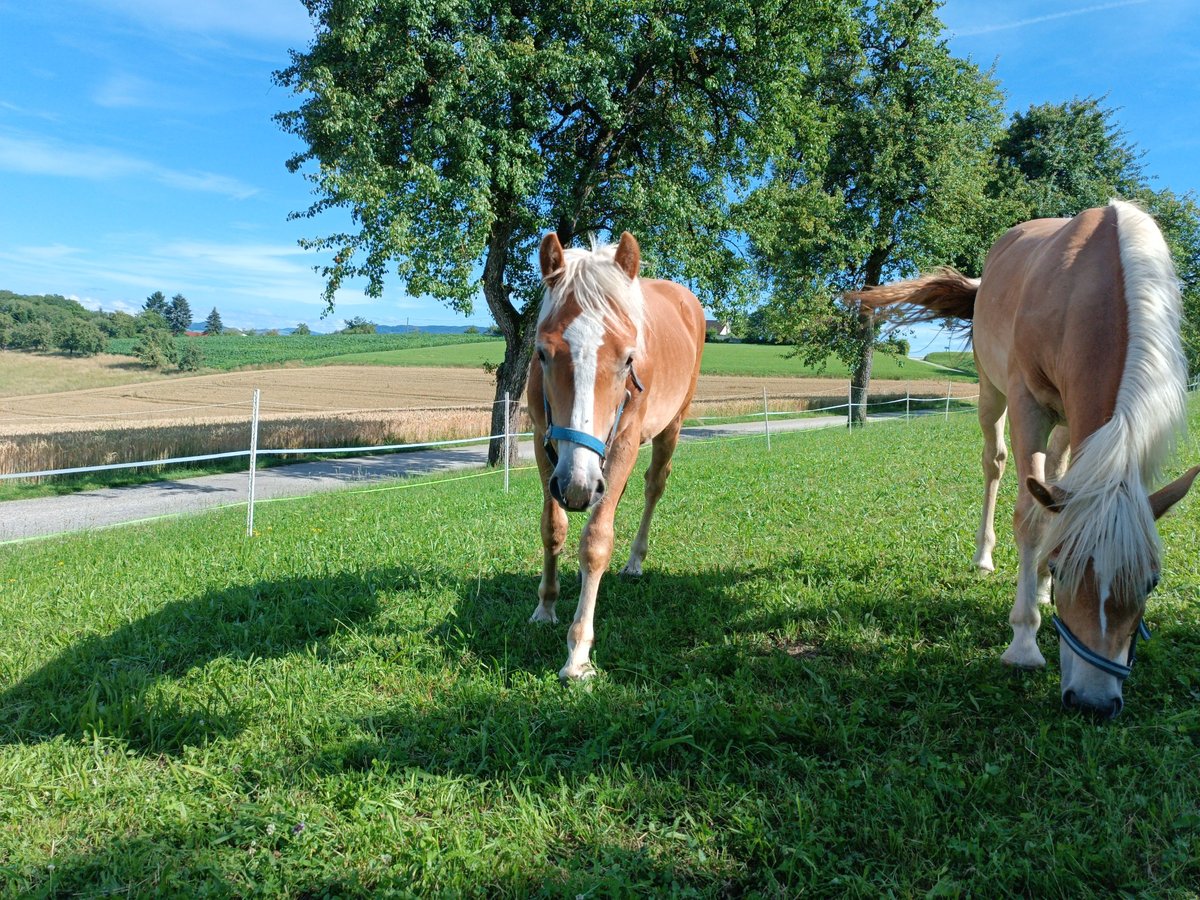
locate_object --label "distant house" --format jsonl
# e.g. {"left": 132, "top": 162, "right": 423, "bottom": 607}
{"left": 705, "top": 319, "right": 732, "bottom": 337}
{"left": 184, "top": 330, "right": 204, "bottom": 337}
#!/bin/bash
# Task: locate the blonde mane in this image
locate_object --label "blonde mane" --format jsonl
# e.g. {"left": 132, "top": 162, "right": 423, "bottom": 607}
{"left": 1041, "top": 199, "right": 1189, "bottom": 608}
{"left": 538, "top": 237, "right": 645, "bottom": 336}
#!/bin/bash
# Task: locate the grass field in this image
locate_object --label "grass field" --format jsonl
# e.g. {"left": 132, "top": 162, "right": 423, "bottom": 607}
{"left": 1, "top": 403, "right": 1199, "bottom": 894}
{"left": 106, "top": 333, "right": 501, "bottom": 371}
{"left": 337, "top": 340, "right": 978, "bottom": 381}
{"left": 925, "top": 351, "right": 978, "bottom": 378}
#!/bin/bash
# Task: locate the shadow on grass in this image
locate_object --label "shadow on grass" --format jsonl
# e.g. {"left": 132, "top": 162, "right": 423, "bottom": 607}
{"left": 310, "top": 550, "right": 1054, "bottom": 782}
{"left": 0, "top": 567, "right": 404, "bottom": 753}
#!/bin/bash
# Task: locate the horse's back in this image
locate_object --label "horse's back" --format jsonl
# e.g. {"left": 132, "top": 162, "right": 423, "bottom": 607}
{"left": 974, "top": 207, "right": 1127, "bottom": 419}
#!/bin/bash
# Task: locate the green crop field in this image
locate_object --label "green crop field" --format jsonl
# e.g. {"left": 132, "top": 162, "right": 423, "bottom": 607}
{"left": 2, "top": 405, "right": 1199, "bottom": 894}
{"left": 106, "top": 333, "right": 501, "bottom": 371}
{"left": 335, "top": 340, "right": 977, "bottom": 381}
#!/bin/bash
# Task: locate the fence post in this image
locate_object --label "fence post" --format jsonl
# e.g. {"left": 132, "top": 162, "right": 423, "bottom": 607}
{"left": 503, "top": 391, "right": 511, "bottom": 493}
{"left": 847, "top": 381, "right": 853, "bottom": 429}
{"left": 763, "top": 387, "right": 771, "bottom": 451}
{"left": 246, "top": 388, "right": 260, "bottom": 538}
{"left": 944, "top": 381, "right": 951, "bottom": 421}
{"left": 906, "top": 388, "right": 910, "bottom": 422}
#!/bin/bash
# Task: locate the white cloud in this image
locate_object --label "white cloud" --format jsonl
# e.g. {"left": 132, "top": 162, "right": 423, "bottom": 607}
{"left": 952, "top": 0, "right": 1151, "bottom": 37}
{"left": 92, "top": 73, "right": 165, "bottom": 109}
{"left": 0, "top": 132, "right": 258, "bottom": 199}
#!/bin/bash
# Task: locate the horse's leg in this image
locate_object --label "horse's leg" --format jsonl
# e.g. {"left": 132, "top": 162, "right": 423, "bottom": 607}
{"left": 1036, "top": 425, "right": 1071, "bottom": 603}
{"left": 620, "top": 417, "right": 681, "bottom": 577}
{"left": 972, "top": 373, "right": 1008, "bottom": 573}
{"left": 1001, "top": 389, "right": 1053, "bottom": 668}
{"left": 560, "top": 439, "right": 640, "bottom": 681}
{"left": 530, "top": 442, "right": 568, "bottom": 625}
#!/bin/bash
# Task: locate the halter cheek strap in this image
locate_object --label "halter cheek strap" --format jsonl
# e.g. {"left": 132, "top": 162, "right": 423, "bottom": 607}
{"left": 1051, "top": 614, "right": 1152, "bottom": 681}
{"left": 543, "top": 368, "right": 644, "bottom": 465}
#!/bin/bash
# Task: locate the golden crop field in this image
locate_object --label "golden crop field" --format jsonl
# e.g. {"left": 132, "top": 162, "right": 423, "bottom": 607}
{"left": 0, "top": 361, "right": 977, "bottom": 476}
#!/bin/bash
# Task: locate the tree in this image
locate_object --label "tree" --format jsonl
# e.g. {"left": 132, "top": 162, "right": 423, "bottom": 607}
{"left": 294, "top": 322, "right": 311, "bottom": 336}
{"left": 745, "top": 0, "right": 1013, "bottom": 423}
{"left": 177, "top": 342, "right": 204, "bottom": 371}
{"left": 994, "top": 97, "right": 1143, "bottom": 220}
{"left": 167, "top": 294, "right": 192, "bottom": 335}
{"left": 8, "top": 320, "right": 54, "bottom": 351}
{"left": 341, "top": 316, "right": 377, "bottom": 335}
{"left": 143, "top": 291, "right": 168, "bottom": 316}
{"left": 204, "top": 307, "right": 223, "bottom": 336}
{"left": 133, "top": 329, "right": 178, "bottom": 370}
{"left": 56, "top": 320, "right": 106, "bottom": 356}
{"left": 276, "top": 0, "right": 833, "bottom": 463}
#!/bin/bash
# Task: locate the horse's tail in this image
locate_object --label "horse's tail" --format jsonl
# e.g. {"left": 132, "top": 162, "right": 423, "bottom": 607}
{"left": 845, "top": 267, "right": 980, "bottom": 322}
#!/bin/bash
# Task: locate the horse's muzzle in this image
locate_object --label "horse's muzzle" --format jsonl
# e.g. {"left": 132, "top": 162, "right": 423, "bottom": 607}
{"left": 549, "top": 473, "right": 605, "bottom": 511}
{"left": 1062, "top": 689, "right": 1123, "bottom": 719}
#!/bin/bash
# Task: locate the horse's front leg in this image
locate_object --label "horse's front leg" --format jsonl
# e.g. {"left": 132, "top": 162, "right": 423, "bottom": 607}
{"left": 1001, "top": 389, "right": 1053, "bottom": 668}
{"left": 560, "top": 440, "right": 639, "bottom": 681}
{"left": 531, "top": 442, "right": 567, "bottom": 625}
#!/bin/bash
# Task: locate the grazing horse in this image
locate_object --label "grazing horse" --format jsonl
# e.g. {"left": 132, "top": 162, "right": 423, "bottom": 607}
{"left": 527, "top": 231, "right": 705, "bottom": 681}
{"left": 851, "top": 200, "right": 1198, "bottom": 716}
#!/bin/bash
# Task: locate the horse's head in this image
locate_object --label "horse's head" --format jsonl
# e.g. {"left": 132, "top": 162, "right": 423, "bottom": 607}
{"left": 1028, "top": 466, "right": 1199, "bottom": 717}
{"left": 534, "top": 231, "right": 644, "bottom": 512}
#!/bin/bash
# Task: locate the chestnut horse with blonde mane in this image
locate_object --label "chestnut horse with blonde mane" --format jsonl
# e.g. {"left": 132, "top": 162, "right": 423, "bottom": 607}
{"left": 853, "top": 200, "right": 1198, "bottom": 717}
{"left": 528, "top": 231, "right": 705, "bottom": 681}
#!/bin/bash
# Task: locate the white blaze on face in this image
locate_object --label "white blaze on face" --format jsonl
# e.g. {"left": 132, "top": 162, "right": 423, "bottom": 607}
{"left": 556, "top": 312, "right": 607, "bottom": 501}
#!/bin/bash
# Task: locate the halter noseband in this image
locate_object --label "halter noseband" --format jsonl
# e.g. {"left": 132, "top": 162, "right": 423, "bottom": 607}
{"left": 1050, "top": 614, "right": 1151, "bottom": 681}
{"left": 543, "top": 367, "right": 644, "bottom": 465}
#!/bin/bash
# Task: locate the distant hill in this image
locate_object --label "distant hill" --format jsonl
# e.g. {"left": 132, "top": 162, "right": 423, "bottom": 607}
{"left": 240, "top": 324, "right": 492, "bottom": 336}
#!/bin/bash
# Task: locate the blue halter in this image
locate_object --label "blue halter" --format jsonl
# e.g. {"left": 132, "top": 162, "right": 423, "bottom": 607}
{"left": 543, "top": 368, "right": 643, "bottom": 465}
{"left": 1051, "top": 614, "right": 1152, "bottom": 681}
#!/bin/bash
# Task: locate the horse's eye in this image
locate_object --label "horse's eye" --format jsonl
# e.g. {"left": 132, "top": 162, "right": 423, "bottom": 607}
{"left": 1148, "top": 573, "right": 1161, "bottom": 594}
{"left": 625, "top": 355, "right": 634, "bottom": 368}
{"left": 536, "top": 348, "right": 546, "bottom": 363}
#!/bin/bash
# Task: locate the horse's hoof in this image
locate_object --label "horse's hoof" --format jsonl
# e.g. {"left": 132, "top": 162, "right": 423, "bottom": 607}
{"left": 619, "top": 564, "right": 643, "bottom": 579}
{"left": 1000, "top": 648, "right": 1046, "bottom": 670}
{"left": 529, "top": 607, "right": 558, "bottom": 625}
{"left": 558, "top": 662, "right": 597, "bottom": 683}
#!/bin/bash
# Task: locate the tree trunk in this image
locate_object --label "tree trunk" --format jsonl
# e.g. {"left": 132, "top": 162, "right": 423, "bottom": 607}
{"left": 849, "top": 307, "right": 874, "bottom": 426}
{"left": 851, "top": 245, "right": 890, "bottom": 425}
{"left": 481, "top": 217, "right": 537, "bottom": 466}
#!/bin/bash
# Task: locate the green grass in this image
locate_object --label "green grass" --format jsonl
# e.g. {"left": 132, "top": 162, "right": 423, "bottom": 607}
{"left": 335, "top": 340, "right": 978, "bottom": 381}
{"left": 925, "top": 351, "right": 978, "bottom": 378}
{"left": 2, "top": 407, "right": 1199, "bottom": 894}
{"left": 106, "top": 333, "right": 501, "bottom": 371}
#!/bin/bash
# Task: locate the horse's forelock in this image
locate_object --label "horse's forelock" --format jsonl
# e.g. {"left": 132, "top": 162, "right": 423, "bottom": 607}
{"left": 539, "top": 239, "right": 644, "bottom": 338}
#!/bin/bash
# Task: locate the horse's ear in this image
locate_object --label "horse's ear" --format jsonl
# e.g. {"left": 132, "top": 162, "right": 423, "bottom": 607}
{"left": 614, "top": 231, "right": 640, "bottom": 281}
{"left": 1150, "top": 465, "right": 1200, "bottom": 520}
{"left": 539, "top": 233, "right": 565, "bottom": 286}
{"left": 1027, "top": 477, "right": 1067, "bottom": 513}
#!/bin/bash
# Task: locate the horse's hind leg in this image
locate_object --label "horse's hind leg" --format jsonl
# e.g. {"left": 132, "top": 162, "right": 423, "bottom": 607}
{"left": 973, "top": 374, "right": 1008, "bottom": 573}
{"left": 620, "top": 417, "right": 682, "bottom": 577}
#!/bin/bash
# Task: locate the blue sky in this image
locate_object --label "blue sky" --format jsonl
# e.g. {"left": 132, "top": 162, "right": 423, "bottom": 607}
{"left": 1, "top": 1, "right": 1197, "bottom": 337}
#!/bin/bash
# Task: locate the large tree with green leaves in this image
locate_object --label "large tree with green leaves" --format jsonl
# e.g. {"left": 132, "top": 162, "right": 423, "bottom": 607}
{"left": 745, "top": 0, "right": 1013, "bottom": 423}
{"left": 276, "top": 0, "right": 833, "bottom": 462}
{"left": 167, "top": 294, "right": 192, "bottom": 335}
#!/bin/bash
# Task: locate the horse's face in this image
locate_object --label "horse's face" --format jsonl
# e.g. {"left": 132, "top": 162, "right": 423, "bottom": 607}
{"left": 536, "top": 232, "right": 642, "bottom": 512}
{"left": 1047, "top": 550, "right": 1155, "bottom": 719}
{"left": 1030, "top": 468, "right": 1198, "bottom": 717}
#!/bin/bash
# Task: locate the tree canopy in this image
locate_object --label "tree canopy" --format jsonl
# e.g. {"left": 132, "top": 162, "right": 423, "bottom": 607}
{"left": 276, "top": 0, "right": 835, "bottom": 461}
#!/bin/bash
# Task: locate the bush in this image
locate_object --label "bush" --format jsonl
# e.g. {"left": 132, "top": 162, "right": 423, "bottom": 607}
{"left": 133, "top": 329, "right": 178, "bottom": 370}
{"left": 177, "top": 343, "right": 205, "bottom": 372}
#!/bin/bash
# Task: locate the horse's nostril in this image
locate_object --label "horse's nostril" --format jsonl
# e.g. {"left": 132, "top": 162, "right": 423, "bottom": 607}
{"left": 596, "top": 477, "right": 606, "bottom": 496}
{"left": 549, "top": 476, "right": 565, "bottom": 507}
{"left": 1062, "top": 689, "right": 1079, "bottom": 710}
{"left": 1109, "top": 696, "right": 1124, "bottom": 718}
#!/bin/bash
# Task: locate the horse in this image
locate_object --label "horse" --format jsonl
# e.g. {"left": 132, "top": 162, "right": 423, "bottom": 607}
{"left": 527, "top": 231, "right": 705, "bottom": 681}
{"left": 850, "top": 200, "right": 1198, "bottom": 717}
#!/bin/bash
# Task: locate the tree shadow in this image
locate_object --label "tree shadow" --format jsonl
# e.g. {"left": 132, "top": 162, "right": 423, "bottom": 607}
{"left": 0, "top": 567, "right": 403, "bottom": 753}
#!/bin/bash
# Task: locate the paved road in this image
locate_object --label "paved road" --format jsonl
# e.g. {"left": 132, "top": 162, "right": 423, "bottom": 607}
{"left": 0, "top": 415, "right": 859, "bottom": 543}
